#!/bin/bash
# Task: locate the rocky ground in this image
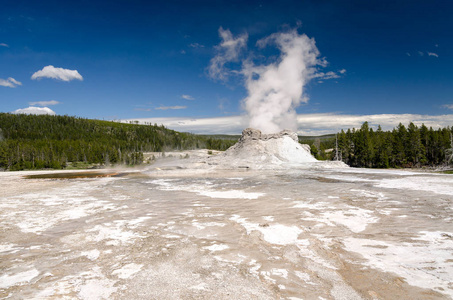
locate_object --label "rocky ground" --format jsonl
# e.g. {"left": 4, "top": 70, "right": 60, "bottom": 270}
{"left": 1, "top": 152, "right": 452, "bottom": 299}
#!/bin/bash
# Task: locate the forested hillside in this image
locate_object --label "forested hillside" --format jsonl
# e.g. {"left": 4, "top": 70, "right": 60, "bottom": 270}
{"left": 0, "top": 114, "right": 237, "bottom": 171}
{"left": 2, "top": 114, "right": 451, "bottom": 171}
{"left": 310, "top": 122, "right": 453, "bottom": 168}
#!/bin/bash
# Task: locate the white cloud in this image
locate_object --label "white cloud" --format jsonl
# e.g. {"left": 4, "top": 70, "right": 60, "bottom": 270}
{"left": 0, "top": 43, "right": 9, "bottom": 48}
{"left": 134, "top": 108, "right": 152, "bottom": 112}
{"left": 28, "top": 100, "right": 60, "bottom": 106}
{"left": 31, "top": 65, "right": 83, "bottom": 82}
{"left": 11, "top": 106, "right": 56, "bottom": 115}
{"left": 418, "top": 51, "right": 424, "bottom": 56}
{"left": 155, "top": 106, "right": 187, "bottom": 110}
{"left": 294, "top": 113, "right": 453, "bottom": 135}
{"left": 189, "top": 43, "right": 205, "bottom": 48}
{"left": 208, "top": 27, "right": 248, "bottom": 81}
{"left": 121, "top": 113, "right": 453, "bottom": 136}
{"left": 0, "top": 77, "right": 22, "bottom": 88}
{"left": 442, "top": 104, "right": 453, "bottom": 110}
{"left": 313, "top": 71, "right": 341, "bottom": 80}
{"left": 406, "top": 52, "right": 411, "bottom": 56}
{"left": 313, "top": 69, "right": 346, "bottom": 80}
{"left": 218, "top": 97, "right": 230, "bottom": 112}
{"left": 427, "top": 52, "right": 439, "bottom": 58}
{"left": 181, "top": 94, "right": 195, "bottom": 100}
{"left": 123, "top": 116, "right": 245, "bottom": 134}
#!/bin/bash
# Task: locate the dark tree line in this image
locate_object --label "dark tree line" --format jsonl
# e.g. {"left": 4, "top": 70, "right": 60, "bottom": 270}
{"left": 0, "top": 113, "right": 237, "bottom": 171}
{"left": 310, "top": 122, "right": 453, "bottom": 168}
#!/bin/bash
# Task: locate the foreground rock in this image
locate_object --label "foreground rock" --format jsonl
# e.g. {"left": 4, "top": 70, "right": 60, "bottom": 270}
{"left": 1, "top": 167, "right": 452, "bottom": 299}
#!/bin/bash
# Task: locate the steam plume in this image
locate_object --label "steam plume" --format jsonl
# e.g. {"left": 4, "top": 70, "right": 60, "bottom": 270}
{"left": 210, "top": 27, "right": 334, "bottom": 134}
{"left": 242, "top": 29, "right": 322, "bottom": 133}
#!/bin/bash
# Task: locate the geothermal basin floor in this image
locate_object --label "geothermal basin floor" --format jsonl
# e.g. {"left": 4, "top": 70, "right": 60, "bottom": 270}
{"left": 1, "top": 164, "right": 453, "bottom": 299}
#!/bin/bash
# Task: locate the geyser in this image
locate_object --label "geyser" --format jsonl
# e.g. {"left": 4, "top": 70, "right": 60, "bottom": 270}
{"left": 209, "top": 128, "right": 318, "bottom": 169}
{"left": 225, "top": 128, "right": 316, "bottom": 162}
{"left": 205, "top": 128, "right": 348, "bottom": 170}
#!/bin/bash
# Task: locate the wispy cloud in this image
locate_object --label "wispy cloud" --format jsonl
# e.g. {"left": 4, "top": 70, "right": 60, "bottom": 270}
{"left": 408, "top": 50, "right": 439, "bottom": 58}
{"left": 314, "top": 71, "right": 341, "bottom": 80}
{"left": 134, "top": 108, "right": 152, "bottom": 112}
{"left": 208, "top": 27, "right": 248, "bottom": 81}
{"left": 122, "top": 113, "right": 453, "bottom": 136}
{"left": 29, "top": 100, "right": 60, "bottom": 106}
{"left": 442, "top": 104, "right": 453, "bottom": 110}
{"left": 11, "top": 106, "right": 56, "bottom": 115}
{"left": 181, "top": 94, "right": 195, "bottom": 100}
{"left": 0, "top": 77, "right": 22, "bottom": 88}
{"left": 31, "top": 65, "right": 83, "bottom": 82}
{"left": 218, "top": 97, "right": 231, "bottom": 113}
{"left": 314, "top": 69, "right": 346, "bottom": 81}
{"left": 155, "top": 106, "right": 187, "bottom": 110}
{"left": 0, "top": 43, "right": 9, "bottom": 48}
{"left": 189, "top": 43, "right": 205, "bottom": 48}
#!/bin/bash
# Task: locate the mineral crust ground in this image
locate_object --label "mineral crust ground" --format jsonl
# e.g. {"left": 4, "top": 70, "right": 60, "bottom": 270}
{"left": 1, "top": 150, "right": 453, "bottom": 299}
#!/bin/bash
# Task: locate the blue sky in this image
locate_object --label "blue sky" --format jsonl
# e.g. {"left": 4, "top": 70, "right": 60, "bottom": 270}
{"left": 1, "top": 0, "right": 453, "bottom": 135}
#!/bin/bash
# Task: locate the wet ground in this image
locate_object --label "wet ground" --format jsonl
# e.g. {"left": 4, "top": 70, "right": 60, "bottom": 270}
{"left": 1, "top": 160, "right": 452, "bottom": 299}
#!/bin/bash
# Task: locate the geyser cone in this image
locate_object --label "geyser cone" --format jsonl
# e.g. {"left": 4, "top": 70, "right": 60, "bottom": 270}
{"left": 212, "top": 128, "right": 318, "bottom": 169}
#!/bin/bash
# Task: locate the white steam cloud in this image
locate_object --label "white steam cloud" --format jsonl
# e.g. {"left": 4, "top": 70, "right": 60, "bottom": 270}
{"left": 208, "top": 27, "right": 248, "bottom": 81}
{"left": 242, "top": 30, "right": 322, "bottom": 133}
{"left": 209, "top": 27, "right": 337, "bottom": 133}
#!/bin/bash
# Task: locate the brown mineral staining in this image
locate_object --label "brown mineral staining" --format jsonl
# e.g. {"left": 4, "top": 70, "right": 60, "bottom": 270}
{"left": 24, "top": 171, "right": 121, "bottom": 179}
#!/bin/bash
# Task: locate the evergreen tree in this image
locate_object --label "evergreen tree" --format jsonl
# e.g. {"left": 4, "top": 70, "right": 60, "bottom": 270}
{"left": 406, "top": 122, "right": 425, "bottom": 166}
